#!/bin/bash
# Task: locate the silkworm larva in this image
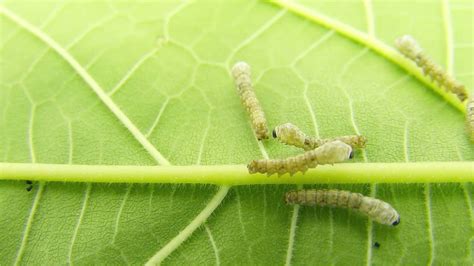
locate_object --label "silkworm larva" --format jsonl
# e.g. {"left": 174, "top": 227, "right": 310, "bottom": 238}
{"left": 467, "top": 95, "right": 474, "bottom": 141}
{"left": 247, "top": 140, "right": 353, "bottom": 176}
{"left": 395, "top": 35, "right": 468, "bottom": 102}
{"left": 273, "top": 123, "right": 367, "bottom": 150}
{"left": 231, "top": 61, "right": 269, "bottom": 140}
{"left": 285, "top": 189, "right": 400, "bottom": 226}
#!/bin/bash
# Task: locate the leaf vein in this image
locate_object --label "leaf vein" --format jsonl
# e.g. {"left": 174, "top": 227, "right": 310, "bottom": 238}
{"left": 68, "top": 183, "right": 91, "bottom": 265}
{"left": 145, "top": 186, "right": 230, "bottom": 265}
{"left": 13, "top": 183, "right": 45, "bottom": 265}
{"left": 112, "top": 184, "right": 132, "bottom": 244}
{"left": 64, "top": 14, "right": 117, "bottom": 50}
{"left": 424, "top": 184, "right": 435, "bottom": 265}
{"left": 270, "top": 0, "right": 465, "bottom": 113}
{"left": 291, "top": 30, "right": 335, "bottom": 67}
{"left": 196, "top": 111, "right": 212, "bottom": 165}
{"left": 109, "top": 46, "right": 161, "bottom": 96}
{"left": 442, "top": 0, "right": 454, "bottom": 75}
{"left": 0, "top": 6, "right": 171, "bottom": 165}
{"left": 285, "top": 184, "right": 302, "bottom": 266}
{"left": 204, "top": 224, "right": 220, "bottom": 266}
{"left": 225, "top": 9, "right": 287, "bottom": 66}
{"left": 363, "top": 0, "right": 375, "bottom": 36}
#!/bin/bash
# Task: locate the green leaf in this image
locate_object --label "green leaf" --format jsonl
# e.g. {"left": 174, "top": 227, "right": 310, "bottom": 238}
{"left": 0, "top": 0, "right": 473, "bottom": 265}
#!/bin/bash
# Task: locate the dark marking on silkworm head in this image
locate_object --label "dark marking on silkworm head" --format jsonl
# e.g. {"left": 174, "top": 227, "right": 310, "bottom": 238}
{"left": 392, "top": 216, "right": 400, "bottom": 226}
{"left": 349, "top": 151, "right": 354, "bottom": 159}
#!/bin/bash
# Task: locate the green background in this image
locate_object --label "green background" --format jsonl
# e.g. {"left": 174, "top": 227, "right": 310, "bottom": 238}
{"left": 1, "top": 0, "right": 473, "bottom": 265}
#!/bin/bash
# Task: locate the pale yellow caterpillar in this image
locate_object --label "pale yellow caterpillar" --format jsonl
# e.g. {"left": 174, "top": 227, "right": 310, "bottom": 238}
{"left": 231, "top": 61, "right": 269, "bottom": 140}
{"left": 247, "top": 140, "right": 353, "bottom": 175}
{"left": 285, "top": 189, "right": 400, "bottom": 226}
{"left": 395, "top": 35, "right": 468, "bottom": 102}
{"left": 467, "top": 95, "right": 474, "bottom": 141}
{"left": 273, "top": 123, "right": 367, "bottom": 150}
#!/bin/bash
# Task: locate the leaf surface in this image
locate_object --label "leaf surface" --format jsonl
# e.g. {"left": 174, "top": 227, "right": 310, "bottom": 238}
{"left": 0, "top": 0, "right": 473, "bottom": 265}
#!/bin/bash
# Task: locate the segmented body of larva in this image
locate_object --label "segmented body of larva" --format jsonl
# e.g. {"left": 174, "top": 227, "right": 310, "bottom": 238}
{"left": 467, "top": 96, "right": 474, "bottom": 141}
{"left": 247, "top": 140, "right": 353, "bottom": 175}
{"left": 395, "top": 35, "right": 468, "bottom": 102}
{"left": 231, "top": 62, "right": 269, "bottom": 140}
{"left": 273, "top": 123, "right": 367, "bottom": 150}
{"left": 285, "top": 189, "right": 400, "bottom": 226}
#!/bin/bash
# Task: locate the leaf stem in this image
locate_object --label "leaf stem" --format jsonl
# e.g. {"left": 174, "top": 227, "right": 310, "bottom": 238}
{"left": 270, "top": 0, "right": 466, "bottom": 114}
{"left": 1, "top": 162, "right": 472, "bottom": 185}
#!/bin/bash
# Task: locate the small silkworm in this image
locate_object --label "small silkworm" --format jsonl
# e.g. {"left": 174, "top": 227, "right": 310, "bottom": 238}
{"left": 247, "top": 140, "right": 353, "bottom": 176}
{"left": 285, "top": 189, "right": 400, "bottom": 226}
{"left": 467, "top": 95, "right": 474, "bottom": 141}
{"left": 231, "top": 61, "right": 269, "bottom": 140}
{"left": 273, "top": 123, "right": 367, "bottom": 150}
{"left": 395, "top": 35, "right": 468, "bottom": 102}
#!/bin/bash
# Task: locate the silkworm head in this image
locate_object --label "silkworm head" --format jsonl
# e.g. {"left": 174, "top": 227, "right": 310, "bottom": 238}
{"left": 392, "top": 216, "right": 400, "bottom": 226}
{"left": 316, "top": 140, "right": 353, "bottom": 164}
{"left": 395, "top": 35, "right": 422, "bottom": 57}
{"left": 284, "top": 190, "right": 298, "bottom": 205}
{"left": 247, "top": 160, "right": 258, "bottom": 174}
{"left": 231, "top": 61, "right": 250, "bottom": 79}
{"left": 358, "top": 135, "right": 368, "bottom": 148}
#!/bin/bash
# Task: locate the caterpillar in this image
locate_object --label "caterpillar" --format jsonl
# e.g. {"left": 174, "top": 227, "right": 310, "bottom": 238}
{"left": 247, "top": 140, "right": 353, "bottom": 175}
{"left": 285, "top": 189, "right": 400, "bottom": 226}
{"left": 273, "top": 123, "right": 367, "bottom": 150}
{"left": 231, "top": 61, "right": 269, "bottom": 140}
{"left": 395, "top": 35, "right": 468, "bottom": 102}
{"left": 467, "top": 95, "right": 474, "bottom": 141}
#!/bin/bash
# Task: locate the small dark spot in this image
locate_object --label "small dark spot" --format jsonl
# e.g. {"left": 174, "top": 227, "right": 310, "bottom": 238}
{"left": 272, "top": 129, "right": 277, "bottom": 138}
{"left": 392, "top": 217, "right": 400, "bottom": 226}
{"left": 373, "top": 242, "right": 380, "bottom": 248}
{"left": 349, "top": 151, "right": 355, "bottom": 159}
{"left": 25, "top": 180, "right": 33, "bottom": 192}
{"left": 283, "top": 194, "right": 289, "bottom": 204}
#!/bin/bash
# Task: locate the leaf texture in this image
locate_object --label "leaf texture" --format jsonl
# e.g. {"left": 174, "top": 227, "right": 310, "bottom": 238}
{"left": 0, "top": 0, "right": 473, "bottom": 265}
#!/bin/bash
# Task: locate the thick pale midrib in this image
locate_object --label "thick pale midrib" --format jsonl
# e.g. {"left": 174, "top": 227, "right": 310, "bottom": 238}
{"left": 1, "top": 5, "right": 470, "bottom": 266}
{"left": 0, "top": 5, "right": 170, "bottom": 166}
{"left": 1, "top": 162, "right": 472, "bottom": 184}
{"left": 147, "top": 116, "right": 231, "bottom": 264}
{"left": 269, "top": 0, "right": 466, "bottom": 114}
{"left": 284, "top": 28, "right": 334, "bottom": 265}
